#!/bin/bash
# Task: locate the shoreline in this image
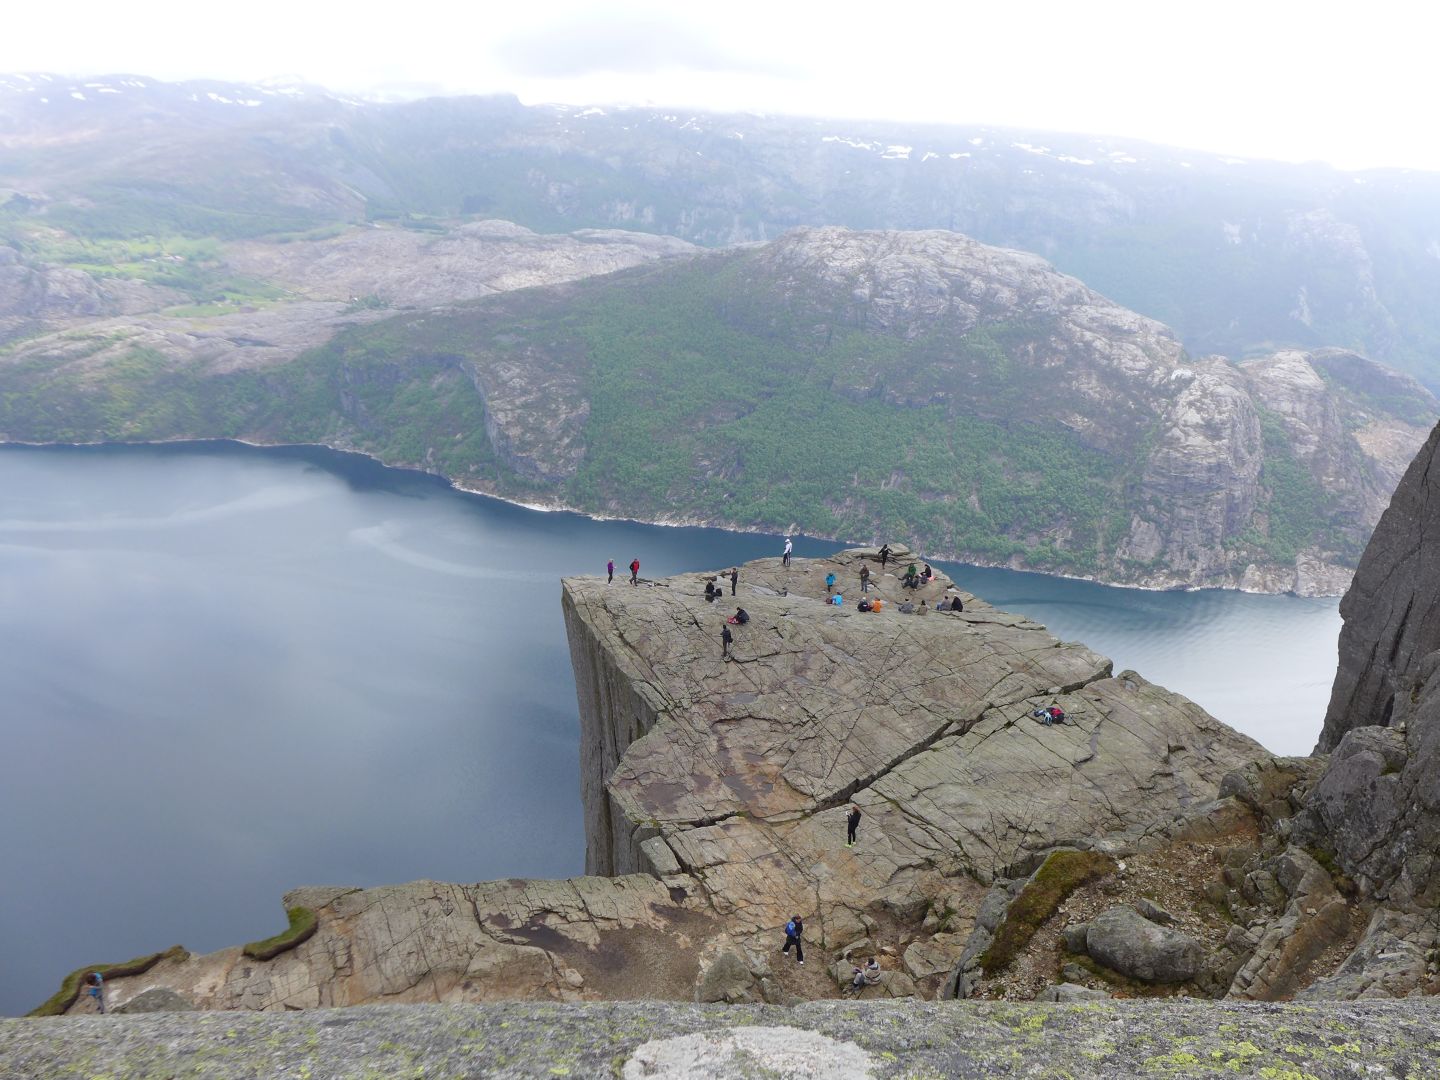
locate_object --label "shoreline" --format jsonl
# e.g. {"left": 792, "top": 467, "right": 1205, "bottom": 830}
{"left": 0, "top": 435, "right": 1350, "bottom": 598}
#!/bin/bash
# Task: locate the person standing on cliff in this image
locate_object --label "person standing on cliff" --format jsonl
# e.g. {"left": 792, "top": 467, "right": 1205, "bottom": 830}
{"left": 630, "top": 558, "right": 640, "bottom": 585}
{"left": 878, "top": 544, "right": 891, "bottom": 569}
{"left": 730, "top": 567, "right": 738, "bottom": 596}
{"left": 607, "top": 560, "right": 614, "bottom": 585}
{"left": 84, "top": 972, "right": 104, "bottom": 1014}
{"left": 782, "top": 915, "right": 805, "bottom": 964}
{"left": 846, "top": 804, "right": 862, "bottom": 847}
{"left": 859, "top": 564, "right": 870, "bottom": 592}
{"left": 783, "top": 536, "right": 793, "bottom": 567}
{"left": 722, "top": 622, "right": 733, "bottom": 660}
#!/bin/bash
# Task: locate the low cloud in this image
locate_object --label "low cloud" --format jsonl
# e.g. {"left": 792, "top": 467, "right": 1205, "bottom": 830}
{"left": 497, "top": 14, "right": 791, "bottom": 78}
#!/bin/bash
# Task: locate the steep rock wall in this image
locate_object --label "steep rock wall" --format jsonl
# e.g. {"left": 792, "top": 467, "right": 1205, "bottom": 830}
{"left": 1318, "top": 419, "right": 1440, "bottom": 753}
{"left": 562, "top": 584, "right": 672, "bottom": 875}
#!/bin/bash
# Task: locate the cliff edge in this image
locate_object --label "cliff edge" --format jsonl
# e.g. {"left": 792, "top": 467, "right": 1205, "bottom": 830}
{"left": 43, "top": 549, "right": 1274, "bottom": 1015}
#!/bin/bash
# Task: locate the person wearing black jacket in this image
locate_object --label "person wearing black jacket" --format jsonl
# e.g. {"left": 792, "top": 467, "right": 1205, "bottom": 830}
{"left": 730, "top": 567, "right": 738, "bottom": 595}
{"left": 846, "top": 804, "right": 862, "bottom": 847}
{"left": 722, "top": 623, "right": 733, "bottom": 660}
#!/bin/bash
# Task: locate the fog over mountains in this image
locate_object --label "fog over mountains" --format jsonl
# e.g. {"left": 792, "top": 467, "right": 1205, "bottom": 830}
{"left": 7, "top": 72, "right": 1440, "bottom": 382}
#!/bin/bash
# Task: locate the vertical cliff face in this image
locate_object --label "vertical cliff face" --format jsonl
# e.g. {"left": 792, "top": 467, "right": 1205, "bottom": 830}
{"left": 1304, "top": 419, "right": 1440, "bottom": 906}
{"left": 562, "top": 584, "right": 670, "bottom": 875}
{"left": 1318, "top": 420, "right": 1440, "bottom": 754}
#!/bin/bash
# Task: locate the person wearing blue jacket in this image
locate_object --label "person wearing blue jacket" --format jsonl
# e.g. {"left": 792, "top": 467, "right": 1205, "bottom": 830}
{"left": 781, "top": 915, "right": 805, "bottom": 964}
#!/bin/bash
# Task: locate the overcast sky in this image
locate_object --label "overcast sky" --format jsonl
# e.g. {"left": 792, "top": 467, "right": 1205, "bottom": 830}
{"left": 3, "top": 0, "right": 1433, "bottom": 171}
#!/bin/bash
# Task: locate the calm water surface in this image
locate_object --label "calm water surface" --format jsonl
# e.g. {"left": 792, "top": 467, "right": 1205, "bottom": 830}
{"left": 0, "top": 442, "right": 1340, "bottom": 1014}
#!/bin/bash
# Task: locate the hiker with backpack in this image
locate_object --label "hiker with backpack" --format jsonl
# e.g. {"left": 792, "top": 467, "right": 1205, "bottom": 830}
{"left": 781, "top": 915, "right": 805, "bottom": 964}
{"left": 84, "top": 972, "right": 104, "bottom": 1014}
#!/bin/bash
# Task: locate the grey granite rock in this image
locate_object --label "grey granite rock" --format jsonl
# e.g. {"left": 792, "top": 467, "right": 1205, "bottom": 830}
{"left": 5, "top": 1000, "right": 1440, "bottom": 1079}
{"left": 1318, "top": 420, "right": 1440, "bottom": 754}
{"left": 1087, "top": 905, "right": 1205, "bottom": 984}
{"left": 694, "top": 950, "right": 756, "bottom": 1004}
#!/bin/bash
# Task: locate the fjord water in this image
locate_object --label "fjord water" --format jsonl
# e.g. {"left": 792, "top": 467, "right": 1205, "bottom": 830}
{"left": 0, "top": 442, "right": 1339, "bottom": 1015}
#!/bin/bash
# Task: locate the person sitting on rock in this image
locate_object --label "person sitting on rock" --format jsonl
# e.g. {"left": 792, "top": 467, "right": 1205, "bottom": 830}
{"left": 1033, "top": 703, "right": 1066, "bottom": 726}
{"left": 831, "top": 593, "right": 843, "bottom": 606}
{"left": 728, "top": 607, "right": 750, "bottom": 626}
{"left": 922, "top": 563, "right": 934, "bottom": 582}
{"left": 917, "top": 599, "right": 929, "bottom": 616}
{"left": 857, "top": 597, "right": 872, "bottom": 612}
{"left": 870, "top": 597, "right": 883, "bottom": 612}
{"left": 704, "top": 579, "right": 719, "bottom": 602}
{"left": 846, "top": 957, "right": 882, "bottom": 995}
{"left": 898, "top": 599, "right": 915, "bottom": 614}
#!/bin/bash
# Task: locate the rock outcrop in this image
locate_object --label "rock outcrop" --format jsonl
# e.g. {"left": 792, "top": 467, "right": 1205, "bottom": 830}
{"left": 1318, "top": 419, "right": 1440, "bottom": 753}
{"left": 1302, "top": 419, "right": 1440, "bottom": 911}
{"left": 48, "top": 549, "right": 1266, "bottom": 1015}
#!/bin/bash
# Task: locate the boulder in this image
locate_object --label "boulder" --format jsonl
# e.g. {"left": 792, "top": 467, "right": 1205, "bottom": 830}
{"left": 1086, "top": 906, "right": 1204, "bottom": 984}
{"left": 694, "top": 950, "right": 756, "bottom": 1004}
{"left": 112, "top": 987, "right": 195, "bottom": 1014}
{"left": 1135, "top": 899, "right": 1176, "bottom": 926}
{"left": 1061, "top": 922, "right": 1091, "bottom": 954}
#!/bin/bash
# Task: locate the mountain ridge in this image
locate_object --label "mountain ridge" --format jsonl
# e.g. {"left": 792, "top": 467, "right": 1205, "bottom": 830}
{"left": 1, "top": 223, "right": 1432, "bottom": 592}
{"left": 6, "top": 73, "right": 1440, "bottom": 384}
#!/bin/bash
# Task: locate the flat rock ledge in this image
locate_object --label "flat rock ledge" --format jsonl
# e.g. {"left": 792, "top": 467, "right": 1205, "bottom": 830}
{"left": 6, "top": 1000, "right": 1439, "bottom": 1079}
{"left": 37, "top": 548, "right": 1267, "bottom": 1015}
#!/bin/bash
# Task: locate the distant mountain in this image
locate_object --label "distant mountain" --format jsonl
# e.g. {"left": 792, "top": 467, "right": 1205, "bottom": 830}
{"left": 5, "top": 74, "right": 1440, "bottom": 385}
{"left": 1, "top": 225, "right": 1431, "bottom": 592}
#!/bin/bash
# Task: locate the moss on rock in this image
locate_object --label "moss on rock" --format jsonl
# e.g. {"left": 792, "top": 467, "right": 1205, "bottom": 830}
{"left": 242, "top": 905, "right": 318, "bottom": 961}
{"left": 26, "top": 945, "right": 189, "bottom": 1018}
{"left": 980, "top": 850, "right": 1117, "bottom": 974}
